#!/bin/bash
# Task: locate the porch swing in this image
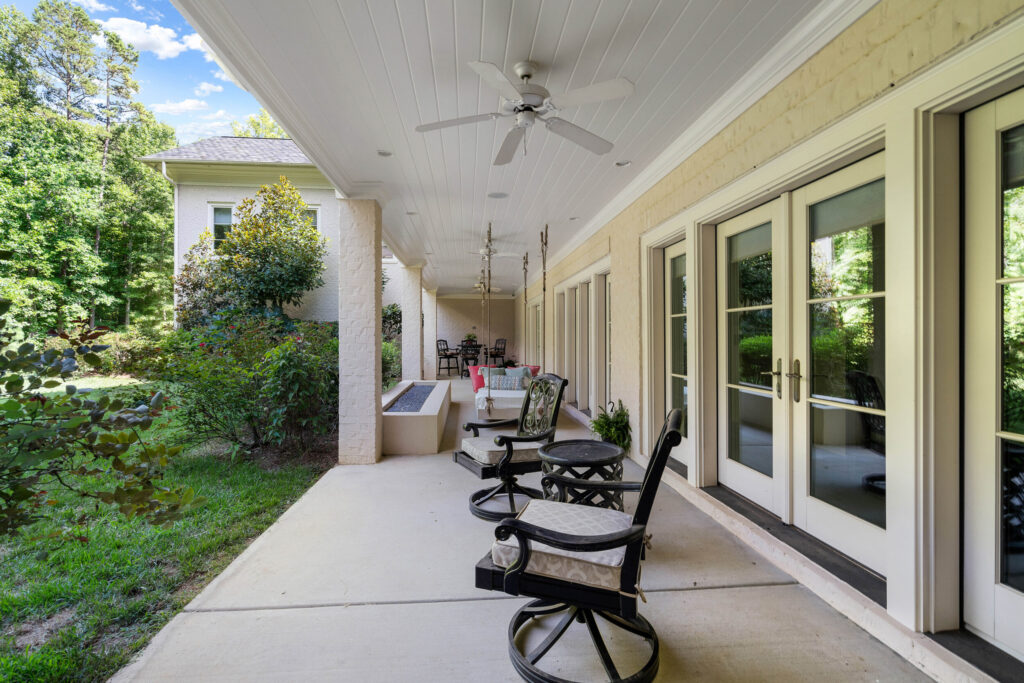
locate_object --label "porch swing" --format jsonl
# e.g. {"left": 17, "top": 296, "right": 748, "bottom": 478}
{"left": 453, "top": 225, "right": 568, "bottom": 521}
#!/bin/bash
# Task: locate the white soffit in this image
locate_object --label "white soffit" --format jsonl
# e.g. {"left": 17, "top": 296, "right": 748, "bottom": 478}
{"left": 173, "top": 0, "right": 877, "bottom": 295}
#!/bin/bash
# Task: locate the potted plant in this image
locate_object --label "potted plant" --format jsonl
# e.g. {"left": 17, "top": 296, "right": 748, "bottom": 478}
{"left": 463, "top": 332, "right": 477, "bottom": 344}
{"left": 590, "top": 399, "right": 631, "bottom": 452}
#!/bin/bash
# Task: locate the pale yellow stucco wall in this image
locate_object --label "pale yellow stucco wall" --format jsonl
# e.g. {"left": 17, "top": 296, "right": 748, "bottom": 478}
{"left": 526, "top": 0, "right": 1024, "bottom": 447}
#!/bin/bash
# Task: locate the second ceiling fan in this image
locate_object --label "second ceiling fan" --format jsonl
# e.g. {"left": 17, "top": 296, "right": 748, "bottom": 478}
{"left": 416, "top": 60, "right": 633, "bottom": 165}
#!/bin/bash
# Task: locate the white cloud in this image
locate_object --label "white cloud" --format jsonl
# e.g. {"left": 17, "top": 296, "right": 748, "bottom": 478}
{"left": 128, "top": 0, "right": 144, "bottom": 11}
{"left": 98, "top": 19, "right": 212, "bottom": 61}
{"left": 72, "top": 0, "right": 114, "bottom": 11}
{"left": 200, "top": 109, "right": 233, "bottom": 121}
{"left": 212, "top": 69, "right": 231, "bottom": 82}
{"left": 183, "top": 33, "right": 215, "bottom": 62}
{"left": 150, "top": 98, "right": 207, "bottom": 115}
{"left": 99, "top": 18, "right": 187, "bottom": 59}
{"left": 175, "top": 119, "right": 232, "bottom": 143}
{"left": 194, "top": 81, "right": 223, "bottom": 96}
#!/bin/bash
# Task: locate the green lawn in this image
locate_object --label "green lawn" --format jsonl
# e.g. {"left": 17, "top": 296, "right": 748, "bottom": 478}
{"left": 0, "top": 382, "right": 328, "bottom": 682}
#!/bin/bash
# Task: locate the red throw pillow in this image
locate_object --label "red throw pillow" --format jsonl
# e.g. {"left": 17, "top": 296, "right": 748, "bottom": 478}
{"left": 469, "top": 365, "right": 497, "bottom": 393}
{"left": 526, "top": 365, "right": 541, "bottom": 377}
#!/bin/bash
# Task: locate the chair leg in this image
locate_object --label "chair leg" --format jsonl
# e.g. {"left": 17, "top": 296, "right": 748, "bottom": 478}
{"left": 507, "top": 600, "right": 659, "bottom": 683}
{"left": 468, "top": 475, "right": 542, "bottom": 522}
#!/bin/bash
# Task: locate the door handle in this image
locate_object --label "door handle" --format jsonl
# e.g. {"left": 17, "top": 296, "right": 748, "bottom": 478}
{"left": 786, "top": 359, "right": 802, "bottom": 403}
{"left": 760, "top": 358, "right": 783, "bottom": 399}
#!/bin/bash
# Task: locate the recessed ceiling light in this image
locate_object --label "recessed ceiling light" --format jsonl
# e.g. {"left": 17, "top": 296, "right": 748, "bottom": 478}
{"left": 406, "top": 211, "right": 417, "bottom": 216}
{"left": 615, "top": 160, "right": 631, "bottom": 167}
{"left": 569, "top": 216, "right": 580, "bottom": 221}
{"left": 487, "top": 192, "right": 509, "bottom": 199}
{"left": 377, "top": 149, "right": 392, "bottom": 157}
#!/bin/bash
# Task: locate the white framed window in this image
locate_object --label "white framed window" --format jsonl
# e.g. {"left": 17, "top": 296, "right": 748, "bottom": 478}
{"left": 304, "top": 207, "right": 319, "bottom": 229}
{"left": 209, "top": 204, "right": 234, "bottom": 249}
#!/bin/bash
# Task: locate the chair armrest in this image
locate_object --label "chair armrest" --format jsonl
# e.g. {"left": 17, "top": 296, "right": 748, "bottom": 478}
{"left": 495, "top": 517, "right": 646, "bottom": 553}
{"left": 494, "top": 426, "right": 556, "bottom": 470}
{"left": 494, "top": 426, "right": 554, "bottom": 446}
{"left": 462, "top": 417, "right": 518, "bottom": 437}
{"left": 541, "top": 473, "right": 642, "bottom": 503}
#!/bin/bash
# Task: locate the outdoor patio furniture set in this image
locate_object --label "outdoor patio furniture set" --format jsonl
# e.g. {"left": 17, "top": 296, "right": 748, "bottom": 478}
{"left": 451, "top": 371, "right": 683, "bottom": 683}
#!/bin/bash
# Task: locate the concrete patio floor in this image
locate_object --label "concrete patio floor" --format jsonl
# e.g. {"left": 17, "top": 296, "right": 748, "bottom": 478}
{"left": 114, "top": 380, "right": 931, "bottom": 682}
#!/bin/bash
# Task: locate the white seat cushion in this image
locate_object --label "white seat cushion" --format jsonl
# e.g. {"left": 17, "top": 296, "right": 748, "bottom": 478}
{"left": 460, "top": 436, "right": 544, "bottom": 465}
{"left": 491, "top": 499, "right": 633, "bottom": 591}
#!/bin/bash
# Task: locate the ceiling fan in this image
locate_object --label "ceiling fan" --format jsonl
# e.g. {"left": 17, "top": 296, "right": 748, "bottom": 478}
{"left": 415, "top": 60, "right": 633, "bottom": 165}
{"left": 468, "top": 245, "right": 519, "bottom": 259}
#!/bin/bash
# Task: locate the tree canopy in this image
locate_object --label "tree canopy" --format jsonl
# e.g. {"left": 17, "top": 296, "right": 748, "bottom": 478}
{"left": 0, "top": 2, "right": 176, "bottom": 337}
{"left": 231, "top": 108, "right": 288, "bottom": 138}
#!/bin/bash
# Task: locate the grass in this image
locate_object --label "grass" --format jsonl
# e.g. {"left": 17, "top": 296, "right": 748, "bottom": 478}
{"left": 0, "top": 380, "right": 329, "bottom": 682}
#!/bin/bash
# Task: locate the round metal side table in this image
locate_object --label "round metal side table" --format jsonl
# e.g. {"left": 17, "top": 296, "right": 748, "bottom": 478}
{"left": 538, "top": 439, "right": 626, "bottom": 510}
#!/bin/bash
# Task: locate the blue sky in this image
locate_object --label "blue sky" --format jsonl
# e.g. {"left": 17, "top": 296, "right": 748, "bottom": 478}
{"left": 12, "top": 0, "right": 264, "bottom": 142}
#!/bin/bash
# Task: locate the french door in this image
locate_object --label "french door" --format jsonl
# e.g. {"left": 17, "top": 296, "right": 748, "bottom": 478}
{"left": 964, "top": 87, "right": 1024, "bottom": 657}
{"left": 716, "top": 154, "right": 888, "bottom": 573}
{"left": 665, "top": 240, "right": 690, "bottom": 469}
{"left": 717, "top": 200, "right": 788, "bottom": 515}
{"left": 790, "top": 154, "right": 887, "bottom": 574}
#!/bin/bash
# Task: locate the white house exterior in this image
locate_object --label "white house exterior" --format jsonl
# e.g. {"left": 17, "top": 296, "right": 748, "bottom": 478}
{"left": 141, "top": 137, "right": 342, "bottom": 321}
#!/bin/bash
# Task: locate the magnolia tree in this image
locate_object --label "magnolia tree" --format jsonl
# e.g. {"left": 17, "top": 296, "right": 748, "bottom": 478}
{"left": 175, "top": 177, "right": 327, "bottom": 327}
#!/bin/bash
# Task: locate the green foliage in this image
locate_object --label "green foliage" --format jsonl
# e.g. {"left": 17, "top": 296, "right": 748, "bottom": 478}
{"left": 736, "top": 335, "right": 772, "bottom": 385}
{"left": 230, "top": 108, "right": 287, "bottom": 138}
{"left": 172, "top": 231, "right": 230, "bottom": 330}
{"left": 0, "top": 4, "right": 176, "bottom": 336}
{"left": 174, "top": 178, "right": 327, "bottom": 324}
{"left": 160, "top": 315, "right": 338, "bottom": 454}
{"left": 382, "top": 303, "right": 401, "bottom": 343}
{"left": 590, "top": 399, "right": 631, "bottom": 452}
{"left": 0, "top": 307, "right": 201, "bottom": 538}
{"left": 0, "top": 442, "right": 323, "bottom": 680}
{"left": 382, "top": 340, "right": 401, "bottom": 390}
{"left": 220, "top": 177, "right": 327, "bottom": 311}
{"left": 29, "top": 0, "right": 99, "bottom": 121}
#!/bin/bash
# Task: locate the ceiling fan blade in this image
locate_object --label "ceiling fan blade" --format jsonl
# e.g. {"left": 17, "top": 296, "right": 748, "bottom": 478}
{"left": 493, "top": 126, "right": 525, "bottom": 165}
{"left": 415, "top": 112, "right": 501, "bottom": 133}
{"left": 468, "top": 61, "right": 521, "bottom": 101}
{"left": 543, "top": 117, "right": 613, "bottom": 155}
{"left": 550, "top": 78, "right": 634, "bottom": 109}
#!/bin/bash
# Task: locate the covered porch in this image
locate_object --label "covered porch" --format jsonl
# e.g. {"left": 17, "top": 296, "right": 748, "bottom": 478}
{"left": 114, "top": 381, "right": 932, "bottom": 681}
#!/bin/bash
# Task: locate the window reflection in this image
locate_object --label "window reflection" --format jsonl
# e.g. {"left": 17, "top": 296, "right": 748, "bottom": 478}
{"left": 728, "top": 387, "right": 773, "bottom": 476}
{"left": 810, "top": 405, "right": 886, "bottom": 528}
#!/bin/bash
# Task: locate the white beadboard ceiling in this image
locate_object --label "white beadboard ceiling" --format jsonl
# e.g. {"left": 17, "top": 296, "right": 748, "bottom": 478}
{"left": 174, "top": 0, "right": 872, "bottom": 295}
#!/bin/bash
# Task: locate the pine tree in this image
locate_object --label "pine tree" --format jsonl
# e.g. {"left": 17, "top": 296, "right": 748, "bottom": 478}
{"left": 29, "top": 0, "right": 99, "bottom": 121}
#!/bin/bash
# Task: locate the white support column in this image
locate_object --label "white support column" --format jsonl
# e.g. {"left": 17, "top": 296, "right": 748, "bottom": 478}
{"left": 423, "top": 288, "right": 437, "bottom": 379}
{"left": 398, "top": 265, "right": 423, "bottom": 380}
{"left": 337, "top": 199, "right": 382, "bottom": 465}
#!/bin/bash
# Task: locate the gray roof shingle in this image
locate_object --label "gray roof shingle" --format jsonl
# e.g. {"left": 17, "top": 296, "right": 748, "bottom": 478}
{"left": 140, "top": 136, "right": 312, "bottom": 165}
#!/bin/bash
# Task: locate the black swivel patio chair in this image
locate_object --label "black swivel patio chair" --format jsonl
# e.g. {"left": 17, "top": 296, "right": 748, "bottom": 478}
{"left": 453, "top": 373, "right": 568, "bottom": 521}
{"left": 474, "top": 409, "right": 683, "bottom": 683}
{"left": 436, "top": 339, "right": 459, "bottom": 376}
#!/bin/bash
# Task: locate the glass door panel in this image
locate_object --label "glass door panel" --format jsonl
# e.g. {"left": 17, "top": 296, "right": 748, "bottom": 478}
{"left": 717, "top": 201, "right": 787, "bottom": 515}
{"left": 665, "top": 241, "right": 689, "bottom": 470}
{"left": 965, "top": 88, "right": 1024, "bottom": 658}
{"left": 792, "top": 153, "right": 887, "bottom": 575}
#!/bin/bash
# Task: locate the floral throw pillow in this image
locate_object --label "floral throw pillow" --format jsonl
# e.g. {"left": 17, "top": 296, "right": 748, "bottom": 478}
{"left": 489, "top": 374, "right": 525, "bottom": 391}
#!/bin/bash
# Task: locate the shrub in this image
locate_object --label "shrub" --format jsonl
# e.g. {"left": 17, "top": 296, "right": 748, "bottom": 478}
{"left": 382, "top": 340, "right": 401, "bottom": 390}
{"left": 736, "top": 335, "right": 772, "bottom": 385}
{"left": 173, "top": 177, "right": 328, "bottom": 327}
{"left": 0, "top": 310, "right": 200, "bottom": 537}
{"left": 159, "top": 314, "right": 338, "bottom": 454}
{"left": 218, "top": 177, "right": 327, "bottom": 312}
{"left": 382, "top": 303, "right": 401, "bottom": 343}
